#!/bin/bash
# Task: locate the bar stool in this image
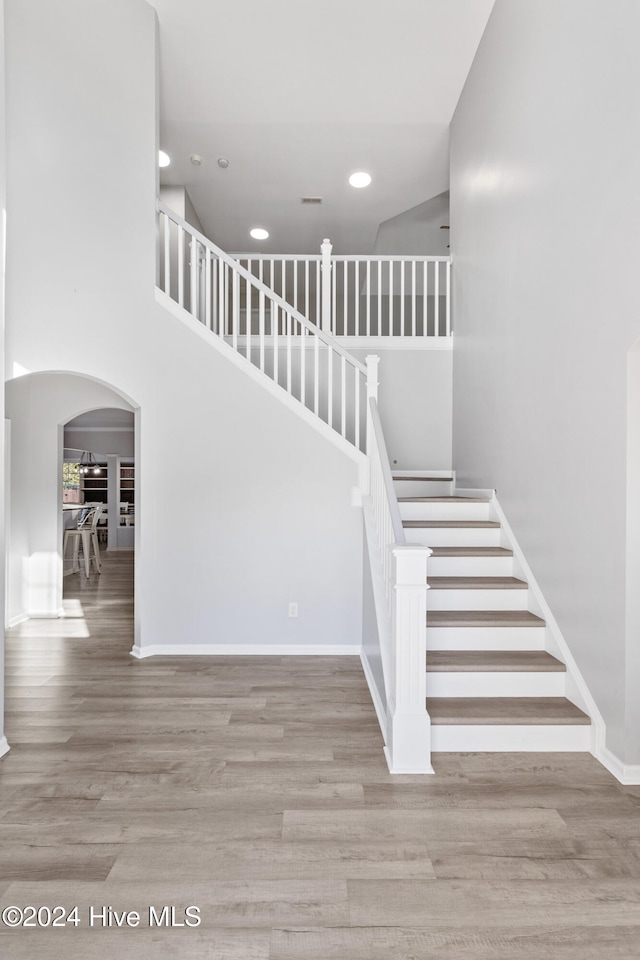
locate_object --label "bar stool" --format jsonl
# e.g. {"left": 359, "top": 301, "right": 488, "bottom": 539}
{"left": 63, "top": 504, "right": 103, "bottom": 578}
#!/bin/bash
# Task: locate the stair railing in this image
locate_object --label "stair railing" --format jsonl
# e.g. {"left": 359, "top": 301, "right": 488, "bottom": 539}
{"left": 231, "top": 241, "right": 451, "bottom": 338}
{"left": 157, "top": 202, "right": 367, "bottom": 452}
{"left": 365, "top": 380, "right": 433, "bottom": 773}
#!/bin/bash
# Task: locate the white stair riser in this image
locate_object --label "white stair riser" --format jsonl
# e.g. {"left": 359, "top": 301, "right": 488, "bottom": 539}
{"left": 430, "top": 723, "right": 591, "bottom": 752}
{"left": 393, "top": 481, "right": 453, "bottom": 498}
{"left": 399, "top": 502, "right": 491, "bottom": 521}
{"left": 426, "top": 671, "right": 566, "bottom": 698}
{"left": 428, "top": 557, "right": 514, "bottom": 577}
{"left": 427, "top": 626, "right": 546, "bottom": 650}
{"left": 404, "top": 527, "right": 501, "bottom": 547}
{"left": 427, "top": 589, "right": 528, "bottom": 611}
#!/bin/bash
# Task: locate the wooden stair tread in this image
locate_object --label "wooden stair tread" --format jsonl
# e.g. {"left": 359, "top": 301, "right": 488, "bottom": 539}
{"left": 429, "top": 546, "right": 513, "bottom": 557}
{"left": 398, "top": 496, "right": 489, "bottom": 503}
{"left": 393, "top": 475, "right": 453, "bottom": 481}
{"left": 428, "top": 610, "right": 545, "bottom": 627}
{"left": 427, "top": 651, "right": 565, "bottom": 672}
{"left": 403, "top": 520, "right": 500, "bottom": 529}
{"left": 427, "top": 697, "right": 590, "bottom": 725}
{"left": 428, "top": 576, "right": 527, "bottom": 590}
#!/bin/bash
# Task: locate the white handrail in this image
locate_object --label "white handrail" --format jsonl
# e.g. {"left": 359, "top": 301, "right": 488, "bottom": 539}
{"left": 157, "top": 202, "right": 367, "bottom": 451}
{"left": 158, "top": 202, "right": 365, "bottom": 373}
{"left": 368, "top": 399, "right": 405, "bottom": 546}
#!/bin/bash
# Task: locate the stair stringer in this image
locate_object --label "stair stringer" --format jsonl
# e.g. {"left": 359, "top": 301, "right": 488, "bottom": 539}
{"left": 454, "top": 484, "right": 606, "bottom": 760}
{"left": 157, "top": 288, "right": 366, "bottom": 471}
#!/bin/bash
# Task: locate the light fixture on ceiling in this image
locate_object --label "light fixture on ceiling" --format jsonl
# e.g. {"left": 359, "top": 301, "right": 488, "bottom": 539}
{"left": 158, "top": 150, "right": 171, "bottom": 168}
{"left": 217, "top": 157, "right": 230, "bottom": 169}
{"left": 349, "top": 171, "right": 372, "bottom": 189}
{"left": 78, "top": 451, "right": 101, "bottom": 475}
{"left": 250, "top": 227, "right": 269, "bottom": 240}
{"left": 190, "top": 154, "right": 203, "bottom": 166}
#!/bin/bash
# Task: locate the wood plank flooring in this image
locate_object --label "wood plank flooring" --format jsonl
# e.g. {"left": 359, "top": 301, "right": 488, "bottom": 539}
{"left": 1, "top": 550, "right": 640, "bottom": 958}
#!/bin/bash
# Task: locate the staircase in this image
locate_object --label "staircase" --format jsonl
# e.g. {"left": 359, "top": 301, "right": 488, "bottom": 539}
{"left": 395, "top": 473, "right": 592, "bottom": 752}
{"left": 155, "top": 201, "right": 594, "bottom": 767}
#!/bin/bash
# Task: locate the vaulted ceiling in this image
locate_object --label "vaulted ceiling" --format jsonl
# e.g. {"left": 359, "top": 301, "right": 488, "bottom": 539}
{"left": 150, "top": 0, "right": 494, "bottom": 254}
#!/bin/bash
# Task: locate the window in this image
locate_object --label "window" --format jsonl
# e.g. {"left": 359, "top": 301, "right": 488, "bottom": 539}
{"left": 62, "top": 460, "right": 81, "bottom": 503}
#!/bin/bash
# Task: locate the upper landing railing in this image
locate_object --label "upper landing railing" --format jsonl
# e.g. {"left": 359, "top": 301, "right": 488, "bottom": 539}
{"left": 157, "top": 201, "right": 371, "bottom": 453}
{"left": 231, "top": 240, "right": 451, "bottom": 338}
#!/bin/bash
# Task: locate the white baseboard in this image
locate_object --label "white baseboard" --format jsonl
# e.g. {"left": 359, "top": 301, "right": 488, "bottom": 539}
{"left": 0, "top": 737, "right": 10, "bottom": 759}
{"left": 7, "top": 613, "right": 29, "bottom": 628}
{"left": 131, "top": 643, "right": 362, "bottom": 659}
{"left": 360, "top": 650, "right": 388, "bottom": 744}
{"left": 8, "top": 608, "right": 65, "bottom": 627}
{"left": 595, "top": 744, "right": 640, "bottom": 785}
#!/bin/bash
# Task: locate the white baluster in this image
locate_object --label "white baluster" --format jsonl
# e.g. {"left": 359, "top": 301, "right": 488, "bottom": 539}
{"left": 304, "top": 259, "right": 309, "bottom": 321}
{"left": 423, "top": 261, "right": 428, "bottom": 336}
{"left": 246, "top": 271, "right": 252, "bottom": 357}
{"left": 355, "top": 260, "right": 360, "bottom": 336}
{"left": 400, "top": 260, "right": 405, "bottom": 337}
{"left": 273, "top": 302, "right": 279, "bottom": 385}
{"left": 163, "top": 213, "right": 170, "bottom": 296}
{"left": 190, "top": 235, "right": 198, "bottom": 318}
{"left": 205, "top": 248, "right": 211, "bottom": 330}
{"left": 340, "top": 356, "right": 346, "bottom": 438}
{"left": 354, "top": 366, "right": 361, "bottom": 450}
{"left": 314, "top": 335, "right": 319, "bottom": 416}
{"left": 343, "top": 259, "right": 348, "bottom": 335}
{"left": 300, "top": 323, "right": 306, "bottom": 407}
{"left": 446, "top": 260, "right": 451, "bottom": 337}
{"left": 328, "top": 349, "right": 333, "bottom": 427}
{"left": 259, "top": 290, "right": 265, "bottom": 372}
{"left": 435, "top": 259, "right": 440, "bottom": 337}
{"left": 389, "top": 259, "right": 394, "bottom": 335}
{"left": 232, "top": 270, "right": 239, "bottom": 351}
{"left": 178, "top": 225, "right": 184, "bottom": 308}
{"left": 286, "top": 312, "right": 292, "bottom": 394}
{"left": 366, "top": 260, "right": 371, "bottom": 336}
{"left": 321, "top": 238, "right": 332, "bottom": 333}
{"left": 411, "top": 261, "right": 416, "bottom": 337}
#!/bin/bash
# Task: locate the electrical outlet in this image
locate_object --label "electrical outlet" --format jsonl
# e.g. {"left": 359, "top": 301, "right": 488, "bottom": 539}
{"left": 288, "top": 602, "right": 299, "bottom": 618}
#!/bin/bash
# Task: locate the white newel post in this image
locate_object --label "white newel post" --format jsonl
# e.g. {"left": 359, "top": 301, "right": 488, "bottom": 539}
{"left": 385, "top": 545, "right": 434, "bottom": 774}
{"left": 365, "top": 354, "right": 380, "bottom": 403}
{"left": 321, "top": 238, "right": 333, "bottom": 333}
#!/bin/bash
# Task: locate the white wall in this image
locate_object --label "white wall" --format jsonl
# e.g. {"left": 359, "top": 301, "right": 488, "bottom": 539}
{"left": 4, "top": 0, "right": 363, "bottom": 656}
{"left": 0, "top": 0, "right": 7, "bottom": 756}
{"left": 351, "top": 347, "right": 452, "bottom": 469}
{"left": 373, "top": 192, "right": 450, "bottom": 256}
{"left": 450, "top": 0, "right": 640, "bottom": 763}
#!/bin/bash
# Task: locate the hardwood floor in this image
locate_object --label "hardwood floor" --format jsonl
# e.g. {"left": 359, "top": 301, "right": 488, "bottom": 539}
{"left": 2, "top": 549, "right": 640, "bottom": 958}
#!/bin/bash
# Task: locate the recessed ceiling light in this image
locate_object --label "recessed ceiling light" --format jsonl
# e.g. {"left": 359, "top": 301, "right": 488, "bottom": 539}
{"left": 158, "top": 150, "right": 171, "bottom": 168}
{"left": 217, "top": 157, "right": 230, "bottom": 169}
{"left": 190, "top": 154, "right": 203, "bottom": 166}
{"left": 250, "top": 228, "right": 269, "bottom": 240}
{"left": 349, "top": 171, "right": 372, "bottom": 188}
